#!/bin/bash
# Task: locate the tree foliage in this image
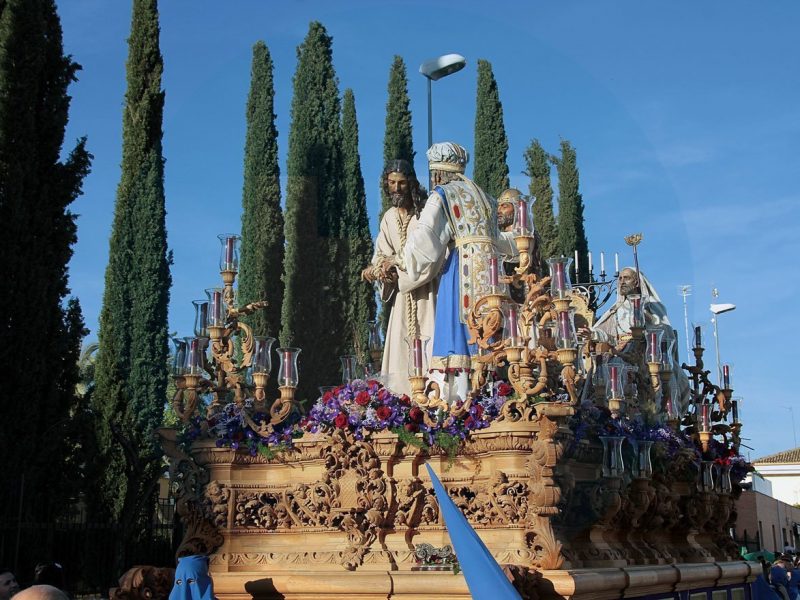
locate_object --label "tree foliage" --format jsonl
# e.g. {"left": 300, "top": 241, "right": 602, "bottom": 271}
{"left": 341, "top": 88, "right": 376, "bottom": 363}
{"left": 238, "top": 41, "right": 283, "bottom": 397}
{"left": 381, "top": 55, "right": 414, "bottom": 218}
{"left": 552, "top": 139, "right": 589, "bottom": 282}
{"left": 281, "top": 22, "right": 347, "bottom": 400}
{"left": 92, "top": 0, "right": 171, "bottom": 543}
{"left": 472, "top": 59, "right": 509, "bottom": 198}
{"left": 524, "top": 139, "right": 558, "bottom": 272}
{"left": 0, "top": 0, "right": 91, "bottom": 514}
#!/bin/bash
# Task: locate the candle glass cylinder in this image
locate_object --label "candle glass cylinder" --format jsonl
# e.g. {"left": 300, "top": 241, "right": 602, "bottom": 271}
{"left": 694, "top": 325, "right": 703, "bottom": 349}
{"left": 218, "top": 233, "right": 241, "bottom": 272}
{"left": 593, "top": 353, "right": 607, "bottom": 389}
{"left": 205, "top": 287, "right": 225, "bottom": 327}
{"left": 731, "top": 397, "right": 740, "bottom": 423}
{"left": 646, "top": 328, "right": 664, "bottom": 364}
{"left": 574, "top": 341, "right": 586, "bottom": 376}
{"left": 555, "top": 309, "right": 577, "bottom": 350}
{"left": 718, "top": 464, "right": 733, "bottom": 494}
{"left": 367, "top": 320, "right": 383, "bottom": 352}
{"left": 722, "top": 364, "right": 732, "bottom": 389}
{"left": 698, "top": 460, "right": 715, "bottom": 493}
{"left": 631, "top": 439, "right": 654, "bottom": 480}
{"left": 700, "top": 401, "right": 711, "bottom": 433}
{"left": 405, "top": 336, "right": 430, "bottom": 377}
{"left": 488, "top": 253, "right": 500, "bottom": 289}
{"left": 660, "top": 334, "right": 675, "bottom": 371}
{"left": 606, "top": 358, "right": 625, "bottom": 400}
{"left": 547, "top": 257, "right": 573, "bottom": 299}
{"left": 599, "top": 435, "right": 625, "bottom": 478}
{"left": 340, "top": 354, "right": 358, "bottom": 383}
{"left": 628, "top": 294, "right": 645, "bottom": 329}
{"left": 622, "top": 363, "right": 638, "bottom": 400}
{"left": 252, "top": 336, "right": 275, "bottom": 374}
{"left": 183, "top": 336, "right": 208, "bottom": 375}
{"left": 192, "top": 300, "right": 209, "bottom": 337}
{"left": 172, "top": 337, "right": 187, "bottom": 376}
{"left": 276, "top": 347, "right": 301, "bottom": 387}
{"left": 513, "top": 198, "right": 532, "bottom": 235}
{"left": 666, "top": 374, "right": 680, "bottom": 419}
{"left": 503, "top": 303, "right": 524, "bottom": 346}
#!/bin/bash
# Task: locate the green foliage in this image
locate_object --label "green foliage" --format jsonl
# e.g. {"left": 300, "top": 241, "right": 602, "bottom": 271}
{"left": 552, "top": 139, "right": 589, "bottom": 282}
{"left": 472, "top": 59, "right": 509, "bottom": 198}
{"left": 524, "top": 139, "right": 558, "bottom": 272}
{"left": 0, "top": 0, "right": 91, "bottom": 514}
{"left": 238, "top": 40, "right": 283, "bottom": 398}
{"left": 341, "top": 89, "right": 376, "bottom": 363}
{"left": 281, "top": 22, "right": 347, "bottom": 401}
{"left": 92, "top": 0, "right": 171, "bottom": 534}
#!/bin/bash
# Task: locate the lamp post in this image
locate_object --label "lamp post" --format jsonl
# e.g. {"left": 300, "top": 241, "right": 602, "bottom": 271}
{"left": 710, "top": 302, "right": 736, "bottom": 386}
{"left": 419, "top": 53, "right": 466, "bottom": 186}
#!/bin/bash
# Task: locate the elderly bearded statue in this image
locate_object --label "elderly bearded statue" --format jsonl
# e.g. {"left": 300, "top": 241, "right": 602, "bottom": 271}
{"left": 362, "top": 160, "right": 442, "bottom": 397}
{"left": 592, "top": 267, "right": 691, "bottom": 414}
{"left": 403, "top": 143, "right": 516, "bottom": 403}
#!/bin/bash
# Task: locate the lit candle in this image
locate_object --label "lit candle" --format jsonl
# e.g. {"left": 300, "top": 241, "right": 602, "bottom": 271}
{"left": 600, "top": 251, "right": 605, "bottom": 275}
{"left": 614, "top": 252, "right": 619, "bottom": 275}
{"left": 574, "top": 250, "right": 579, "bottom": 278}
{"left": 588, "top": 251, "right": 593, "bottom": 273}
{"left": 225, "top": 237, "right": 235, "bottom": 266}
{"left": 489, "top": 256, "right": 499, "bottom": 287}
{"left": 609, "top": 365, "right": 619, "bottom": 398}
{"left": 694, "top": 325, "right": 702, "bottom": 349}
{"left": 413, "top": 337, "right": 423, "bottom": 376}
{"left": 722, "top": 364, "right": 730, "bottom": 389}
{"left": 517, "top": 200, "right": 528, "bottom": 231}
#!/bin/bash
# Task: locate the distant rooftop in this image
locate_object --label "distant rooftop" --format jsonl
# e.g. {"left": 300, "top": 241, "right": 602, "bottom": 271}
{"left": 753, "top": 447, "right": 800, "bottom": 464}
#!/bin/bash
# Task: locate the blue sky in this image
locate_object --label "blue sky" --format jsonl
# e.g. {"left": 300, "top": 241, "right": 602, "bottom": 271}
{"left": 57, "top": 1, "right": 800, "bottom": 458}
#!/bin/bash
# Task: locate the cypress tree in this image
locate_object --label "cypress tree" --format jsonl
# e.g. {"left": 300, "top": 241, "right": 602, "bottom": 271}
{"left": 381, "top": 55, "right": 414, "bottom": 219}
{"left": 238, "top": 41, "right": 283, "bottom": 396}
{"left": 0, "top": 0, "right": 92, "bottom": 513}
{"left": 524, "top": 139, "right": 558, "bottom": 272}
{"left": 341, "top": 88, "right": 376, "bottom": 363}
{"left": 552, "top": 139, "right": 589, "bottom": 282}
{"left": 281, "top": 22, "right": 347, "bottom": 400}
{"left": 472, "top": 59, "right": 509, "bottom": 198}
{"left": 92, "top": 0, "right": 171, "bottom": 547}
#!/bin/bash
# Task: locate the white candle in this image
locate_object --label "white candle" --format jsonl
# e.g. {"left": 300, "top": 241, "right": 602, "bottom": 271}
{"left": 614, "top": 252, "right": 619, "bottom": 274}
{"left": 574, "top": 250, "right": 579, "bottom": 276}
{"left": 588, "top": 251, "right": 593, "bottom": 273}
{"left": 600, "top": 251, "right": 605, "bottom": 274}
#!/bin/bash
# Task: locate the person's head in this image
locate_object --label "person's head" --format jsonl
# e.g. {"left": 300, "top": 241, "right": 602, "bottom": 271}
{"left": 0, "top": 570, "right": 19, "bottom": 600}
{"left": 618, "top": 268, "right": 641, "bottom": 297}
{"left": 10, "top": 586, "right": 66, "bottom": 600}
{"left": 427, "top": 142, "right": 468, "bottom": 188}
{"left": 382, "top": 159, "right": 417, "bottom": 211}
{"left": 169, "top": 556, "right": 213, "bottom": 600}
{"left": 497, "top": 188, "right": 522, "bottom": 231}
{"left": 33, "top": 563, "right": 64, "bottom": 590}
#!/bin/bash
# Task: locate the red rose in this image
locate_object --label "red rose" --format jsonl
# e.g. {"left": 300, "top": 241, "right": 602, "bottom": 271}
{"left": 367, "top": 379, "right": 381, "bottom": 387}
{"left": 399, "top": 394, "right": 412, "bottom": 406}
{"left": 334, "top": 413, "right": 349, "bottom": 429}
{"left": 498, "top": 383, "right": 514, "bottom": 397}
{"left": 473, "top": 405, "right": 484, "bottom": 419}
{"left": 355, "top": 391, "right": 371, "bottom": 406}
{"left": 404, "top": 423, "right": 420, "bottom": 433}
{"left": 409, "top": 406, "right": 424, "bottom": 423}
{"left": 322, "top": 391, "right": 334, "bottom": 405}
{"left": 464, "top": 416, "right": 476, "bottom": 429}
{"left": 376, "top": 405, "right": 393, "bottom": 420}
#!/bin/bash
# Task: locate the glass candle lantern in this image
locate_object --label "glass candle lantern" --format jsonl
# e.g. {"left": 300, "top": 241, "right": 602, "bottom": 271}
{"left": 700, "top": 401, "right": 711, "bottom": 433}
{"left": 205, "top": 287, "right": 225, "bottom": 327}
{"left": 183, "top": 336, "right": 207, "bottom": 376}
{"left": 367, "top": 320, "right": 383, "bottom": 352}
{"left": 513, "top": 198, "right": 532, "bottom": 235}
{"left": 599, "top": 435, "right": 625, "bottom": 478}
{"left": 218, "top": 233, "right": 241, "bottom": 272}
{"left": 722, "top": 364, "right": 732, "bottom": 389}
{"left": 252, "top": 336, "right": 275, "bottom": 374}
{"left": 628, "top": 294, "right": 645, "bottom": 329}
{"left": 731, "top": 397, "right": 740, "bottom": 424}
{"left": 694, "top": 325, "right": 702, "bottom": 349}
{"left": 660, "top": 334, "right": 675, "bottom": 371}
{"left": 340, "top": 355, "right": 358, "bottom": 383}
{"left": 666, "top": 374, "right": 680, "bottom": 420}
{"left": 405, "top": 336, "right": 430, "bottom": 377}
{"left": 718, "top": 464, "right": 733, "bottom": 494}
{"left": 555, "top": 309, "right": 577, "bottom": 350}
{"left": 606, "top": 357, "right": 625, "bottom": 400}
{"left": 631, "top": 440, "right": 654, "bottom": 479}
{"left": 504, "top": 303, "right": 524, "bottom": 347}
{"left": 276, "top": 347, "right": 301, "bottom": 387}
{"left": 192, "top": 300, "right": 209, "bottom": 337}
{"left": 646, "top": 328, "right": 663, "bottom": 364}
{"left": 547, "top": 256, "right": 573, "bottom": 300}
{"left": 574, "top": 341, "right": 586, "bottom": 376}
{"left": 172, "top": 337, "right": 187, "bottom": 376}
{"left": 593, "top": 353, "right": 607, "bottom": 389}
{"left": 698, "top": 460, "right": 715, "bottom": 493}
{"left": 488, "top": 252, "right": 500, "bottom": 291}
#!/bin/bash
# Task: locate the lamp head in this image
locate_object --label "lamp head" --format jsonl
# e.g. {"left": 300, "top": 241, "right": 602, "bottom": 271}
{"left": 419, "top": 54, "right": 466, "bottom": 81}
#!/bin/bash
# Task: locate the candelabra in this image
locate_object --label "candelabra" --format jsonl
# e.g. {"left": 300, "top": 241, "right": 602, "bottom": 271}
{"left": 171, "top": 234, "right": 301, "bottom": 433}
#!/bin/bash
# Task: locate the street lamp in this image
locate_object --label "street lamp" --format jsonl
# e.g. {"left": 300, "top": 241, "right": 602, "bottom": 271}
{"left": 710, "top": 302, "right": 736, "bottom": 385}
{"left": 419, "top": 53, "right": 466, "bottom": 185}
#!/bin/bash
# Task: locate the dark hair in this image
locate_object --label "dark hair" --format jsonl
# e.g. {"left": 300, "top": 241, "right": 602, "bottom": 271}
{"left": 34, "top": 562, "right": 65, "bottom": 589}
{"left": 382, "top": 159, "right": 415, "bottom": 178}
{"left": 0, "top": 567, "right": 13, "bottom": 576}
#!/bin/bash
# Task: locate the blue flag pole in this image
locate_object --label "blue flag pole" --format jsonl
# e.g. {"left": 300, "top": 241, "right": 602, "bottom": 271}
{"left": 425, "top": 463, "right": 522, "bottom": 599}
